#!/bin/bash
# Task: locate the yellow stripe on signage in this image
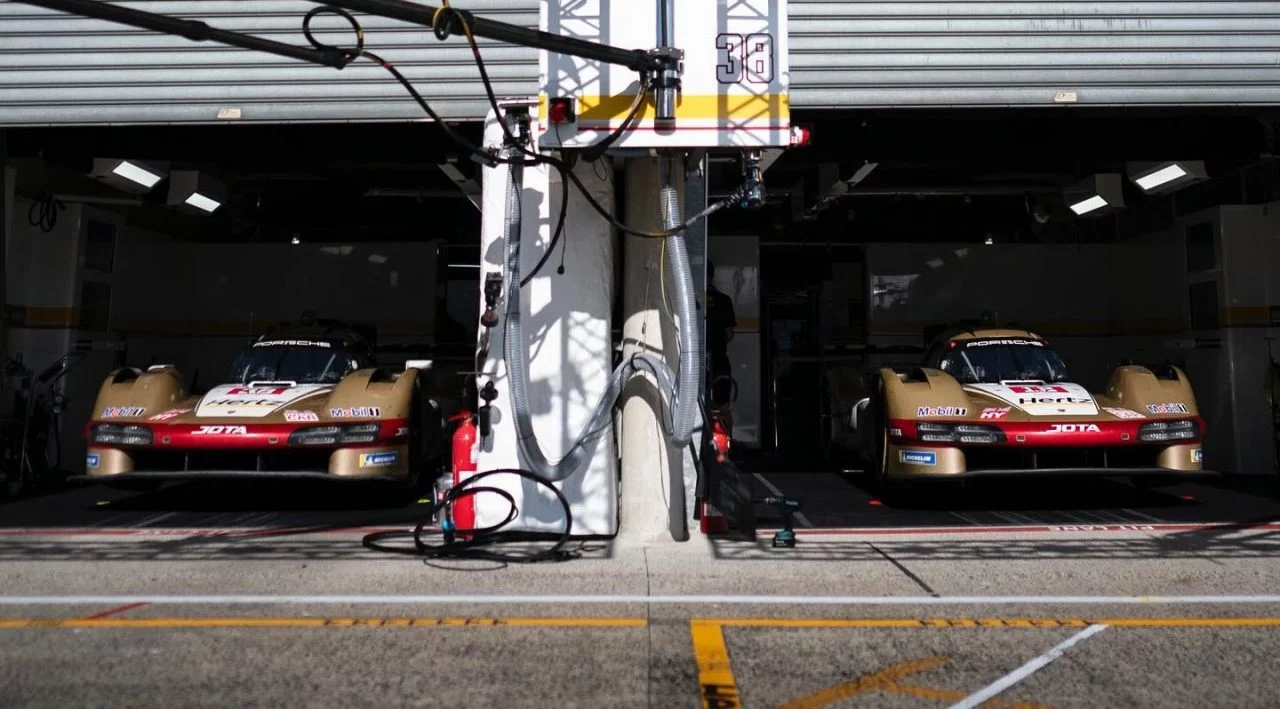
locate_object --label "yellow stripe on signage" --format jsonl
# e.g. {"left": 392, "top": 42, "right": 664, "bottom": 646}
{"left": 0, "top": 617, "right": 647, "bottom": 629}
{"left": 540, "top": 93, "right": 788, "bottom": 124}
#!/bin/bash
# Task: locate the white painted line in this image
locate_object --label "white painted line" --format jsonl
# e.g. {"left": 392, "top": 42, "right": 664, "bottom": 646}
{"left": 1121, "top": 508, "right": 1164, "bottom": 523}
{"left": 946, "top": 623, "right": 1108, "bottom": 709}
{"left": 132, "top": 512, "right": 178, "bottom": 529}
{"left": 0, "top": 595, "right": 1278, "bottom": 606}
{"left": 752, "top": 473, "right": 815, "bottom": 528}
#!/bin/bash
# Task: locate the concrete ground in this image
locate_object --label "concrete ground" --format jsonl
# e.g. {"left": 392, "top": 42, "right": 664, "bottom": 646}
{"left": 2, "top": 471, "right": 1280, "bottom": 708}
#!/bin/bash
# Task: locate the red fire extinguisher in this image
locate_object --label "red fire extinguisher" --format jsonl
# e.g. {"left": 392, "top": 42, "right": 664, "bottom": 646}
{"left": 449, "top": 410, "right": 478, "bottom": 535}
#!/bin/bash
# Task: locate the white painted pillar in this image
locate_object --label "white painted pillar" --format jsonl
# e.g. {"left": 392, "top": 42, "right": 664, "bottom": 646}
{"left": 473, "top": 107, "right": 619, "bottom": 535}
{"left": 619, "top": 157, "right": 690, "bottom": 543}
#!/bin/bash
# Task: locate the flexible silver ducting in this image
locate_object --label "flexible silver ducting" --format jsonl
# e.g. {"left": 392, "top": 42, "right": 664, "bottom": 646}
{"left": 501, "top": 139, "right": 701, "bottom": 482}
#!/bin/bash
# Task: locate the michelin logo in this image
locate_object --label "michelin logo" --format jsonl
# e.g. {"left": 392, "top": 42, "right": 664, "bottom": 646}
{"left": 358, "top": 451, "right": 399, "bottom": 468}
{"left": 900, "top": 450, "right": 937, "bottom": 466}
{"left": 86, "top": 453, "right": 100, "bottom": 468}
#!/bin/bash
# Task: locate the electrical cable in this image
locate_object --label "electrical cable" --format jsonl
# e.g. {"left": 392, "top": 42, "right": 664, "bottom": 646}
{"left": 300, "top": 5, "right": 745, "bottom": 240}
{"left": 361, "top": 468, "right": 578, "bottom": 563}
{"left": 28, "top": 196, "right": 63, "bottom": 233}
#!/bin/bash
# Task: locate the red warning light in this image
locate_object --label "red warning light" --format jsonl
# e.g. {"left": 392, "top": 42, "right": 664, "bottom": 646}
{"left": 548, "top": 97, "right": 575, "bottom": 124}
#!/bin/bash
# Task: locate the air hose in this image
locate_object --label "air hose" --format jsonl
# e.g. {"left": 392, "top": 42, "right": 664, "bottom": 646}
{"left": 362, "top": 121, "right": 703, "bottom": 561}
{"left": 504, "top": 130, "right": 702, "bottom": 482}
{"left": 361, "top": 468, "right": 577, "bottom": 563}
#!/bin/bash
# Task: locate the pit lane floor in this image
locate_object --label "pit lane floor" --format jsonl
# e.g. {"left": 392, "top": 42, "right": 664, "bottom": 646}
{"left": 2, "top": 473, "right": 1280, "bottom": 708}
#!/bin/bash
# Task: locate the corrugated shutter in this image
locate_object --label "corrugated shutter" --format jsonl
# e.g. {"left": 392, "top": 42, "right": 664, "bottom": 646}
{"left": 0, "top": 0, "right": 538, "bottom": 126}
{"left": 789, "top": 1, "right": 1280, "bottom": 108}
{"left": 5, "top": 1, "right": 1280, "bottom": 126}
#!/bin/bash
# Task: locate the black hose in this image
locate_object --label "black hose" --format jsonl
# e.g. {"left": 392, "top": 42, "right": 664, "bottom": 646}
{"left": 361, "top": 468, "right": 578, "bottom": 563}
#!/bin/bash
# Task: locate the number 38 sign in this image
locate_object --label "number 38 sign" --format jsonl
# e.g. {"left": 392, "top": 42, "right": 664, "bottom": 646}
{"left": 538, "top": 0, "right": 791, "bottom": 150}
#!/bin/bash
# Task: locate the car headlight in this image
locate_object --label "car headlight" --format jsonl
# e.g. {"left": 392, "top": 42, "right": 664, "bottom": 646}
{"left": 90, "top": 423, "right": 153, "bottom": 446}
{"left": 1138, "top": 419, "right": 1199, "bottom": 442}
{"left": 914, "top": 422, "right": 1005, "bottom": 445}
{"left": 288, "top": 423, "right": 383, "bottom": 446}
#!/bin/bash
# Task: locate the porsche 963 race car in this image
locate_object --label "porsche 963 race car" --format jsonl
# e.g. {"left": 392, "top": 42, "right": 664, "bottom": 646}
{"left": 850, "top": 327, "right": 1207, "bottom": 487}
{"left": 80, "top": 327, "right": 445, "bottom": 487}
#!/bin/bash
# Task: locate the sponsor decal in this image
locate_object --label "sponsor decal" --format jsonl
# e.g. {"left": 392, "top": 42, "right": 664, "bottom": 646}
{"left": 980, "top": 407, "right": 1011, "bottom": 420}
{"left": 284, "top": 410, "right": 320, "bottom": 422}
{"left": 195, "top": 383, "right": 332, "bottom": 418}
{"left": 1048, "top": 423, "right": 1101, "bottom": 433}
{"left": 965, "top": 382, "right": 1098, "bottom": 417}
{"left": 225, "top": 387, "right": 290, "bottom": 396}
{"left": 888, "top": 427, "right": 903, "bottom": 438}
{"left": 1104, "top": 407, "right": 1145, "bottom": 420}
{"left": 917, "top": 406, "right": 967, "bottom": 417}
{"left": 1147, "top": 402, "right": 1189, "bottom": 414}
{"left": 394, "top": 426, "right": 410, "bottom": 437}
{"left": 193, "top": 425, "right": 248, "bottom": 435}
{"left": 1192, "top": 448, "right": 1204, "bottom": 463}
{"left": 900, "top": 450, "right": 937, "bottom": 466}
{"left": 964, "top": 338, "right": 1044, "bottom": 348}
{"left": 148, "top": 408, "right": 191, "bottom": 422}
{"left": 253, "top": 339, "right": 332, "bottom": 348}
{"left": 206, "top": 398, "right": 280, "bottom": 408}
{"left": 331, "top": 406, "right": 381, "bottom": 418}
{"left": 86, "top": 453, "right": 99, "bottom": 468}
{"left": 359, "top": 451, "right": 399, "bottom": 468}
{"left": 101, "top": 406, "right": 146, "bottom": 418}
{"left": 1017, "top": 396, "right": 1092, "bottom": 405}
{"left": 1009, "top": 385, "right": 1069, "bottom": 394}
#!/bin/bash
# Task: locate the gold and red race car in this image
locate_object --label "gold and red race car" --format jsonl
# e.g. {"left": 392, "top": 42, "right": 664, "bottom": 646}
{"left": 850, "top": 327, "right": 1207, "bottom": 487}
{"left": 80, "top": 326, "right": 443, "bottom": 488}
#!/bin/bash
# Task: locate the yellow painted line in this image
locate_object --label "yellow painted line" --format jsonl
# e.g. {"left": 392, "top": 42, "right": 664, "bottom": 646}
{"left": 0, "top": 617, "right": 647, "bottom": 629}
{"left": 701, "top": 617, "right": 1280, "bottom": 629}
{"left": 690, "top": 620, "right": 742, "bottom": 708}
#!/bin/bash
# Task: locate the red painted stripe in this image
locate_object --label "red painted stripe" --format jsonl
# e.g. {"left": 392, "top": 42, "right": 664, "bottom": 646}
{"left": 888, "top": 417, "right": 1203, "bottom": 448}
{"left": 82, "top": 601, "right": 148, "bottom": 620}
{"left": 753, "top": 522, "right": 1280, "bottom": 536}
{"left": 89, "top": 418, "right": 409, "bottom": 450}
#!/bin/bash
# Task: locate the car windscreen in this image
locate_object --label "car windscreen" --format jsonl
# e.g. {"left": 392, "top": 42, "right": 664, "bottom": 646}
{"left": 228, "top": 345, "right": 361, "bottom": 385}
{"left": 939, "top": 342, "right": 1070, "bottom": 384}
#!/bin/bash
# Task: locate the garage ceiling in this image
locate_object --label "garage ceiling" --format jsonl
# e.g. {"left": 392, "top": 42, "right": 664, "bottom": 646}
{"left": 6, "top": 106, "right": 1278, "bottom": 247}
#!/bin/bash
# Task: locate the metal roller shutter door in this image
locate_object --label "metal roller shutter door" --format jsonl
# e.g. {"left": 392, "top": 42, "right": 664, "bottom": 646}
{"left": 0, "top": 0, "right": 538, "bottom": 126}
{"left": 5, "top": 1, "right": 1280, "bottom": 125}
{"left": 789, "top": 1, "right": 1280, "bottom": 108}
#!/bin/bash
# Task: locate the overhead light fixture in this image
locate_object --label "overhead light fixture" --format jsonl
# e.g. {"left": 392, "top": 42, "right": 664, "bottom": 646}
{"left": 1064, "top": 173, "right": 1124, "bottom": 217}
{"left": 1126, "top": 161, "right": 1207, "bottom": 194}
{"left": 984, "top": 236, "right": 994, "bottom": 246}
{"left": 291, "top": 236, "right": 301, "bottom": 245}
{"left": 89, "top": 158, "right": 169, "bottom": 194}
{"left": 167, "top": 170, "right": 226, "bottom": 214}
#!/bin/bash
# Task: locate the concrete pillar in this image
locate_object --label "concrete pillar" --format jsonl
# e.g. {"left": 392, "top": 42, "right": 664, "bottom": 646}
{"left": 473, "top": 106, "right": 620, "bottom": 536}
{"left": 619, "top": 156, "right": 690, "bottom": 543}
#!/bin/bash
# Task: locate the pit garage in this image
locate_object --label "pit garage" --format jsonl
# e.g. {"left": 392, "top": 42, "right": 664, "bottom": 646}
{"left": 2, "top": 2, "right": 1280, "bottom": 708}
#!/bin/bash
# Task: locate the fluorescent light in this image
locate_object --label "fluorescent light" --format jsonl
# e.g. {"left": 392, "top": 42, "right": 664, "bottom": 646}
{"left": 983, "top": 237, "right": 994, "bottom": 246}
{"left": 291, "top": 236, "right": 301, "bottom": 245}
{"left": 1127, "top": 161, "right": 1206, "bottom": 194}
{"left": 1134, "top": 164, "right": 1189, "bottom": 191}
{"left": 1068, "top": 195, "right": 1108, "bottom": 215}
{"left": 184, "top": 193, "right": 221, "bottom": 212}
{"left": 111, "top": 160, "right": 163, "bottom": 188}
